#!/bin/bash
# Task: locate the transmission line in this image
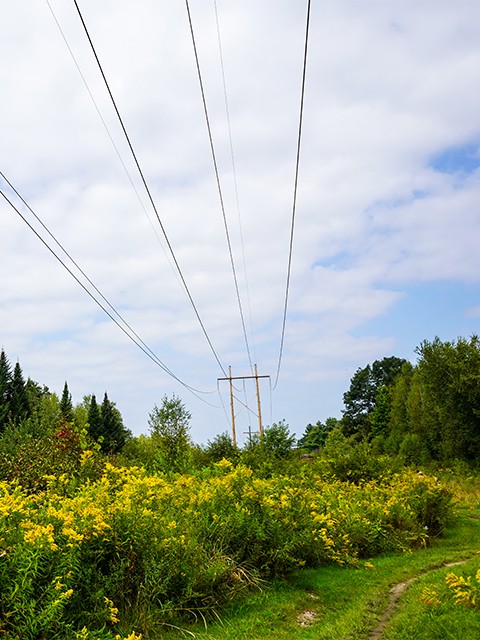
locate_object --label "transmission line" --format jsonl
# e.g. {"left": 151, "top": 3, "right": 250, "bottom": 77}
{"left": 213, "top": 0, "right": 257, "bottom": 369}
{"left": 0, "top": 174, "right": 219, "bottom": 406}
{"left": 273, "top": 0, "right": 312, "bottom": 390}
{"left": 45, "top": 0, "right": 174, "bottom": 265}
{"left": 71, "top": 0, "right": 227, "bottom": 377}
{"left": 185, "top": 0, "right": 254, "bottom": 372}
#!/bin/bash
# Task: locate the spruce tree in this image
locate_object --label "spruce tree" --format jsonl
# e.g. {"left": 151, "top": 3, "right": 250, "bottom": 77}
{"left": 101, "top": 392, "right": 128, "bottom": 453}
{"left": 87, "top": 394, "right": 103, "bottom": 443}
{"left": 25, "top": 378, "right": 47, "bottom": 415}
{"left": 10, "top": 361, "right": 30, "bottom": 426}
{"left": 0, "top": 349, "right": 13, "bottom": 431}
{"left": 60, "top": 382, "right": 74, "bottom": 423}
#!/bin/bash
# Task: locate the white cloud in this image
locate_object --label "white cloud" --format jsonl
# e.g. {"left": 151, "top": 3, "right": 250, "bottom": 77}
{"left": 1, "top": 1, "right": 480, "bottom": 441}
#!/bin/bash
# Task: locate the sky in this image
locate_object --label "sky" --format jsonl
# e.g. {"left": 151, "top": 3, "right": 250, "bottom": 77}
{"left": 1, "top": 0, "right": 480, "bottom": 445}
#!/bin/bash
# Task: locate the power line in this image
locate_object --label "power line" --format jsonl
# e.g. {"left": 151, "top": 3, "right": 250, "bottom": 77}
{"left": 71, "top": 0, "right": 228, "bottom": 377}
{"left": 273, "top": 0, "right": 312, "bottom": 390}
{"left": 213, "top": 0, "right": 257, "bottom": 368}
{"left": 184, "top": 0, "right": 254, "bottom": 372}
{"left": 0, "top": 174, "right": 219, "bottom": 407}
{"left": 45, "top": 0, "right": 175, "bottom": 267}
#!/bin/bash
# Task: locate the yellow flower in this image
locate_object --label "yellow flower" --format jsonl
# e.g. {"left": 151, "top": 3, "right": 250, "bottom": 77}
{"left": 80, "top": 450, "right": 94, "bottom": 465}
{"left": 62, "top": 527, "right": 85, "bottom": 544}
{"left": 22, "top": 522, "right": 58, "bottom": 550}
{"left": 104, "top": 596, "right": 120, "bottom": 623}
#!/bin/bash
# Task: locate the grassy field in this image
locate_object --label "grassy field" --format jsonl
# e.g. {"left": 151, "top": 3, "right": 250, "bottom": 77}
{"left": 164, "top": 476, "right": 480, "bottom": 640}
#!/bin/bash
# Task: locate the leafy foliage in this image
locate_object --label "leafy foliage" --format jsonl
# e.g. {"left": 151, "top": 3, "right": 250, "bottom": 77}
{"left": 342, "top": 356, "right": 407, "bottom": 437}
{"left": 298, "top": 417, "right": 339, "bottom": 451}
{"left": 100, "top": 393, "right": 129, "bottom": 454}
{"left": 148, "top": 394, "right": 192, "bottom": 473}
{"left": 339, "top": 338, "right": 480, "bottom": 465}
{"left": 416, "top": 335, "right": 480, "bottom": 461}
{"left": 203, "top": 431, "right": 239, "bottom": 464}
{"left": 0, "top": 462, "right": 451, "bottom": 638}
{"left": 240, "top": 421, "right": 297, "bottom": 475}
{"left": 421, "top": 566, "right": 480, "bottom": 611}
{"left": 87, "top": 395, "right": 103, "bottom": 443}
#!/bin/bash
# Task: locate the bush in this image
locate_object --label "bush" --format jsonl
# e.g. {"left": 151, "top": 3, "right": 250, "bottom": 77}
{"left": 319, "top": 428, "right": 388, "bottom": 483}
{"left": 0, "top": 462, "right": 452, "bottom": 637}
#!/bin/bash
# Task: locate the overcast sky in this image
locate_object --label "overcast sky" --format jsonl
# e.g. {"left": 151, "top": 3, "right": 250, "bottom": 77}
{"left": 1, "top": 0, "right": 479, "bottom": 444}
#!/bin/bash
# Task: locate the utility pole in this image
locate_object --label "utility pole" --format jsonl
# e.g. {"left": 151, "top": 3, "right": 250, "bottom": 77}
{"left": 218, "top": 366, "right": 270, "bottom": 446}
{"left": 254, "top": 363, "right": 263, "bottom": 438}
{"left": 243, "top": 424, "right": 253, "bottom": 444}
{"left": 228, "top": 366, "right": 236, "bottom": 447}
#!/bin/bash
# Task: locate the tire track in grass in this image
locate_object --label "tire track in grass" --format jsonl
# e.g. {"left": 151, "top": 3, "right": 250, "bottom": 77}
{"left": 369, "top": 559, "right": 472, "bottom": 640}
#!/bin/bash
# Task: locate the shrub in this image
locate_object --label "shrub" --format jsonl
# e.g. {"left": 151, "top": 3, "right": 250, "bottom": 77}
{"left": 0, "top": 463, "right": 452, "bottom": 637}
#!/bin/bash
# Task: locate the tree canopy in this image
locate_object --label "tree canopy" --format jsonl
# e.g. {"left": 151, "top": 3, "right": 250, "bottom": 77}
{"left": 148, "top": 394, "right": 192, "bottom": 472}
{"left": 342, "top": 356, "right": 408, "bottom": 437}
{"left": 341, "top": 336, "right": 480, "bottom": 464}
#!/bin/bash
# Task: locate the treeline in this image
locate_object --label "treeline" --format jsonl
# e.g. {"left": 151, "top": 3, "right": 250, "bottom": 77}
{"left": 1, "top": 333, "right": 478, "bottom": 491}
{"left": 304, "top": 335, "right": 480, "bottom": 466}
{"left": 0, "top": 348, "right": 131, "bottom": 490}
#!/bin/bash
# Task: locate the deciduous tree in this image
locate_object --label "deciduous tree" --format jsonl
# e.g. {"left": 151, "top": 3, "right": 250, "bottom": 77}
{"left": 148, "top": 394, "right": 192, "bottom": 472}
{"left": 416, "top": 335, "right": 480, "bottom": 461}
{"left": 298, "top": 417, "right": 339, "bottom": 451}
{"left": 342, "top": 356, "right": 407, "bottom": 438}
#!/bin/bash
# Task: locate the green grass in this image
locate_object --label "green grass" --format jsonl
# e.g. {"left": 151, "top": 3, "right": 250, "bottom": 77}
{"left": 164, "top": 511, "right": 480, "bottom": 640}
{"left": 382, "top": 556, "right": 480, "bottom": 640}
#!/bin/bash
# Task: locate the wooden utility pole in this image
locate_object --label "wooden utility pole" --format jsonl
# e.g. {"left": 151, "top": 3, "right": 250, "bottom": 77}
{"left": 228, "top": 366, "right": 236, "bottom": 447}
{"left": 254, "top": 364, "right": 263, "bottom": 438}
{"left": 218, "top": 366, "right": 270, "bottom": 446}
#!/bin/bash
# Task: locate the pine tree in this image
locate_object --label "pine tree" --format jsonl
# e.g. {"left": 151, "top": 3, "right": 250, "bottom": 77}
{"left": 60, "top": 382, "right": 74, "bottom": 423}
{"left": 0, "top": 349, "right": 13, "bottom": 431}
{"left": 10, "top": 361, "right": 30, "bottom": 425}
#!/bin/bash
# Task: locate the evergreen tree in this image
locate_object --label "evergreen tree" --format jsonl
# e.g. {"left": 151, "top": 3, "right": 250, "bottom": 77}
{"left": 10, "top": 361, "right": 30, "bottom": 425}
{"left": 25, "top": 378, "right": 48, "bottom": 415}
{"left": 0, "top": 349, "right": 13, "bottom": 431}
{"left": 60, "top": 382, "right": 74, "bottom": 423}
{"left": 87, "top": 394, "right": 103, "bottom": 443}
{"left": 101, "top": 392, "right": 129, "bottom": 453}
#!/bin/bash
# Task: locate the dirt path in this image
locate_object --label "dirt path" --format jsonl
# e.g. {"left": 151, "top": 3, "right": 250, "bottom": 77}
{"left": 368, "top": 559, "right": 471, "bottom": 640}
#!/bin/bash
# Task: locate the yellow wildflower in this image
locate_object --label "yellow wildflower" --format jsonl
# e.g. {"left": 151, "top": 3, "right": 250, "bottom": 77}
{"left": 104, "top": 596, "right": 120, "bottom": 624}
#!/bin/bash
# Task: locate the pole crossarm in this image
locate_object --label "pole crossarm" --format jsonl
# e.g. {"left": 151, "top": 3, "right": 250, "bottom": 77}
{"left": 217, "top": 375, "right": 270, "bottom": 381}
{"left": 217, "top": 366, "right": 270, "bottom": 445}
